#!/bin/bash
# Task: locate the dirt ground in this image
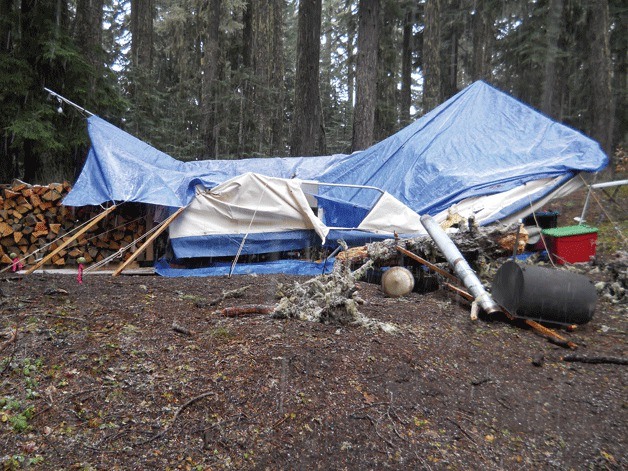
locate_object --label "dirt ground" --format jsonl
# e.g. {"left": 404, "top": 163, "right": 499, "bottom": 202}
{"left": 0, "top": 183, "right": 626, "bottom": 470}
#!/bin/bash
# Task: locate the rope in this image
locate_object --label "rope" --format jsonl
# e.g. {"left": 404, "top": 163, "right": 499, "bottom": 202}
{"left": 586, "top": 185, "right": 627, "bottom": 244}
{"left": 84, "top": 219, "right": 165, "bottom": 273}
{"left": 228, "top": 182, "right": 270, "bottom": 277}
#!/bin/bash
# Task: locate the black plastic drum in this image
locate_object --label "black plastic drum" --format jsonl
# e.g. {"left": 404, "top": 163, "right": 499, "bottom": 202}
{"left": 491, "top": 261, "right": 596, "bottom": 325}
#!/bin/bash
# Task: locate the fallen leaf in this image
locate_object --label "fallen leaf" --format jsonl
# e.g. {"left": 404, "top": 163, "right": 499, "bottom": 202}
{"left": 362, "top": 391, "right": 377, "bottom": 404}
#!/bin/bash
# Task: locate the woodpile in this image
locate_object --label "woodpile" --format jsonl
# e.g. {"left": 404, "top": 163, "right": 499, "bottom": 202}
{"left": 0, "top": 180, "right": 147, "bottom": 267}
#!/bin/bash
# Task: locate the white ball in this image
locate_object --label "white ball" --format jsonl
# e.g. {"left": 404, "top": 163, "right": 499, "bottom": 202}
{"left": 381, "top": 267, "right": 415, "bottom": 297}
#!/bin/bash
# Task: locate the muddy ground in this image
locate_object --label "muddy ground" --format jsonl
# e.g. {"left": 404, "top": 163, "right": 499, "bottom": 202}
{"left": 0, "top": 184, "right": 626, "bottom": 470}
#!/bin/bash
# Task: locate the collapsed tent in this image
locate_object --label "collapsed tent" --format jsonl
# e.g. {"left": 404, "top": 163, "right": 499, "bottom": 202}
{"left": 63, "top": 81, "right": 608, "bottom": 269}
{"left": 168, "top": 172, "right": 424, "bottom": 259}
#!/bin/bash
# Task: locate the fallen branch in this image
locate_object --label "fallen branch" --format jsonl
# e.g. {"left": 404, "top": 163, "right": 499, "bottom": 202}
{"left": 213, "top": 304, "right": 275, "bottom": 317}
{"left": 197, "top": 285, "right": 251, "bottom": 308}
{"left": 273, "top": 260, "right": 396, "bottom": 332}
{"left": 0, "top": 328, "right": 17, "bottom": 354}
{"left": 396, "top": 246, "right": 459, "bottom": 283}
{"left": 443, "top": 283, "right": 577, "bottom": 348}
{"left": 38, "top": 312, "right": 88, "bottom": 322}
{"left": 562, "top": 355, "right": 628, "bottom": 365}
{"left": 172, "top": 322, "right": 193, "bottom": 336}
{"left": 525, "top": 319, "right": 577, "bottom": 349}
{"left": 442, "top": 282, "right": 474, "bottom": 301}
{"left": 445, "top": 417, "right": 478, "bottom": 445}
{"left": 349, "top": 413, "right": 395, "bottom": 449}
{"left": 134, "top": 391, "right": 215, "bottom": 446}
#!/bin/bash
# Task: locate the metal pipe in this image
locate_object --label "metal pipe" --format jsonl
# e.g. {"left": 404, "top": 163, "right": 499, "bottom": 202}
{"left": 420, "top": 214, "right": 502, "bottom": 315}
{"left": 44, "top": 87, "right": 94, "bottom": 116}
{"left": 590, "top": 179, "right": 628, "bottom": 189}
{"left": 579, "top": 179, "right": 627, "bottom": 223}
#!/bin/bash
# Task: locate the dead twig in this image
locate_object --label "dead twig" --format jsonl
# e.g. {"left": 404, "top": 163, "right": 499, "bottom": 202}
{"left": 0, "top": 328, "right": 17, "bottom": 354}
{"left": 134, "top": 391, "right": 215, "bottom": 446}
{"left": 349, "top": 413, "right": 396, "bottom": 449}
{"left": 494, "top": 396, "right": 514, "bottom": 411}
{"left": 172, "top": 322, "right": 193, "bottom": 336}
{"left": 446, "top": 417, "right": 478, "bottom": 445}
{"left": 350, "top": 402, "right": 391, "bottom": 414}
{"left": 272, "top": 414, "right": 290, "bottom": 429}
{"left": 213, "top": 304, "right": 275, "bottom": 317}
{"left": 39, "top": 312, "right": 88, "bottom": 322}
{"left": 32, "top": 386, "right": 116, "bottom": 419}
{"left": 197, "top": 286, "right": 251, "bottom": 308}
{"left": 562, "top": 355, "right": 628, "bottom": 366}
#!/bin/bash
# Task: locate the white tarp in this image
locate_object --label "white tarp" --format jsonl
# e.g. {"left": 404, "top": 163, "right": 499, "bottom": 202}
{"left": 169, "top": 173, "right": 329, "bottom": 243}
{"left": 358, "top": 192, "right": 425, "bottom": 234}
{"left": 431, "top": 176, "right": 583, "bottom": 227}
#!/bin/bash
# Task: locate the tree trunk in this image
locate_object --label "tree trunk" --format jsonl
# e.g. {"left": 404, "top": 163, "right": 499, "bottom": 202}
{"left": 352, "top": 0, "right": 379, "bottom": 152}
{"left": 239, "top": 0, "right": 254, "bottom": 156}
{"left": 441, "top": 0, "right": 460, "bottom": 100}
{"left": 346, "top": 0, "right": 356, "bottom": 149}
{"left": 201, "top": 0, "right": 222, "bottom": 158}
{"left": 290, "top": 0, "right": 323, "bottom": 156}
{"left": 0, "top": 0, "right": 15, "bottom": 183}
{"left": 540, "top": 0, "right": 563, "bottom": 118}
{"left": 270, "top": 0, "right": 285, "bottom": 156}
{"left": 131, "top": 0, "right": 154, "bottom": 70}
{"left": 610, "top": 3, "right": 626, "bottom": 156}
{"left": 0, "top": 0, "right": 12, "bottom": 49}
{"left": 23, "top": 140, "right": 37, "bottom": 184}
{"left": 422, "top": 0, "right": 441, "bottom": 113}
{"left": 0, "top": 131, "right": 14, "bottom": 184}
{"left": 400, "top": 8, "right": 414, "bottom": 126}
{"left": 242, "top": 0, "right": 253, "bottom": 69}
{"left": 374, "top": 1, "right": 398, "bottom": 141}
{"left": 320, "top": 0, "right": 334, "bottom": 152}
{"left": 470, "top": 0, "right": 492, "bottom": 82}
{"left": 586, "top": 0, "right": 612, "bottom": 158}
{"left": 74, "top": 0, "right": 104, "bottom": 97}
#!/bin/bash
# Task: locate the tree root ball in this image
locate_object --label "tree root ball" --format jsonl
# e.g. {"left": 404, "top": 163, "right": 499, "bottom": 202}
{"left": 381, "top": 267, "right": 415, "bottom": 297}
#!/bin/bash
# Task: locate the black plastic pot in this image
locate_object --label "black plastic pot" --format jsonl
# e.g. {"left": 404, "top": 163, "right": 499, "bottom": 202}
{"left": 491, "top": 261, "right": 596, "bottom": 325}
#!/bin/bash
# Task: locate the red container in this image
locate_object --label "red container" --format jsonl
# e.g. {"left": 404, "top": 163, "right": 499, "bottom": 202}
{"left": 541, "top": 225, "right": 598, "bottom": 264}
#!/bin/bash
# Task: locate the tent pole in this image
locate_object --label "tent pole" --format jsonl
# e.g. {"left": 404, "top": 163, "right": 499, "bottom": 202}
{"left": 112, "top": 206, "right": 187, "bottom": 277}
{"left": 25, "top": 204, "right": 117, "bottom": 275}
{"left": 44, "top": 87, "right": 95, "bottom": 117}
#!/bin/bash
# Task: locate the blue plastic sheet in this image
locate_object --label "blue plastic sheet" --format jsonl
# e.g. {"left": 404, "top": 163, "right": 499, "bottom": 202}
{"left": 64, "top": 81, "right": 607, "bottom": 217}
{"left": 170, "top": 230, "right": 319, "bottom": 258}
{"left": 154, "top": 257, "right": 335, "bottom": 277}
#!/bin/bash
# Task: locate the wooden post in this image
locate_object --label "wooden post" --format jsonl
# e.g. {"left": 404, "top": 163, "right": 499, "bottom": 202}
{"left": 143, "top": 206, "right": 156, "bottom": 262}
{"left": 112, "top": 206, "right": 187, "bottom": 277}
{"left": 442, "top": 282, "right": 474, "bottom": 301}
{"left": 395, "top": 245, "right": 459, "bottom": 283}
{"left": 25, "top": 204, "right": 117, "bottom": 275}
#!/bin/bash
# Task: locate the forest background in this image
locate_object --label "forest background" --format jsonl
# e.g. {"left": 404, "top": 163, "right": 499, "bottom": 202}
{"left": 0, "top": 0, "right": 625, "bottom": 185}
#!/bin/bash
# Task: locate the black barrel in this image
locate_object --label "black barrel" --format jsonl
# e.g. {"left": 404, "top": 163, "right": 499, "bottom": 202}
{"left": 491, "top": 261, "right": 596, "bottom": 325}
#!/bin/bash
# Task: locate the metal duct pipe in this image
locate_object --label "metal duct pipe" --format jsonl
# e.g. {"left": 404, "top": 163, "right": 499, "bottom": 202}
{"left": 420, "top": 215, "right": 502, "bottom": 315}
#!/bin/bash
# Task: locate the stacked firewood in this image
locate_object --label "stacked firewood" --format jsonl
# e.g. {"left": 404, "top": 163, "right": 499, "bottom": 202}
{"left": 0, "top": 181, "right": 146, "bottom": 267}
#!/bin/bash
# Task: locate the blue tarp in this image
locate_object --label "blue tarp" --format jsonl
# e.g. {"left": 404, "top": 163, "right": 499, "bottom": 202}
{"left": 171, "top": 230, "right": 320, "bottom": 259}
{"left": 64, "top": 81, "right": 607, "bottom": 217}
{"left": 154, "top": 257, "right": 335, "bottom": 277}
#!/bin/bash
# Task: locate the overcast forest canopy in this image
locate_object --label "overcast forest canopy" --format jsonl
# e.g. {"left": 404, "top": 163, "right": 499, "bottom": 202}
{"left": 0, "top": 0, "right": 625, "bottom": 185}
